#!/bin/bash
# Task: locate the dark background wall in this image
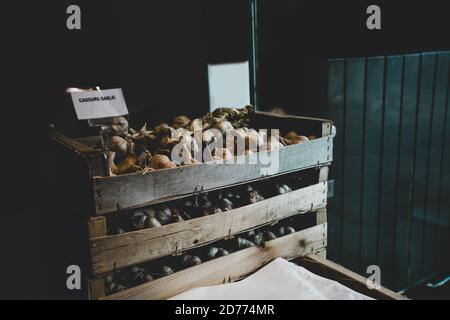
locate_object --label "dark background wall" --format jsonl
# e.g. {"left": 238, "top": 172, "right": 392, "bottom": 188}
{"left": 255, "top": 0, "right": 450, "bottom": 292}
{"left": 1, "top": 0, "right": 450, "bottom": 298}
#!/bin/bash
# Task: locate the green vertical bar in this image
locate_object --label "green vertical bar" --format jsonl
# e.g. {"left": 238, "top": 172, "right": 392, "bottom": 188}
{"left": 422, "top": 52, "right": 450, "bottom": 276}
{"left": 326, "top": 59, "right": 345, "bottom": 263}
{"left": 378, "top": 55, "right": 403, "bottom": 289}
{"left": 249, "top": 0, "right": 259, "bottom": 108}
{"left": 342, "top": 58, "right": 365, "bottom": 272}
{"left": 360, "top": 56, "right": 384, "bottom": 275}
{"left": 409, "top": 52, "right": 436, "bottom": 284}
{"left": 437, "top": 52, "right": 450, "bottom": 273}
{"left": 394, "top": 54, "right": 420, "bottom": 290}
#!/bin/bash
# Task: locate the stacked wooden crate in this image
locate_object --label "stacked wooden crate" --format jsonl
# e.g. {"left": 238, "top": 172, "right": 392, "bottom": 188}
{"left": 51, "top": 112, "right": 334, "bottom": 300}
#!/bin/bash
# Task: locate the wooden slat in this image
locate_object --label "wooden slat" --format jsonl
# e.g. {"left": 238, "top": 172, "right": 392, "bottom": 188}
{"left": 325, "top": 59, "right": 345, "bottom": 262}
{"left": 252, "top": 111, "right": 333, "bottom": 138}
{"left": 360, "top": 56, "right": 384, "bottom": 274}
{"left": 298, "top": 254, "right": 408, "bottom": 300}
{"left": 342, "top": 57, "right": 365, "bottom": 272}
{"left": 319, "top": 166, "right": 329, "bottom": 183}
{"left": 90, "top": 182, "right": 328, "bottom": 275}
{"left": 316, "top": 208, "right": 327, "bottom": 225}
{"left": 88, "top": 278, "right": 106, "bottom": 300}
{"left": 103, "top": 223, "right": 327, "bottom": 300}
{"left": 50, "top": 130, "right": 108, "bottom": 177}
{"left": 87, "top": 216, "right": 107, "bottom": 239}
{"left": 377, "top": 55, "right": 403, "bottom": 289}
{"left": 93, "top": 137, "right": 332, "bottom": 215}
{"left": 409, "top": 52, "right": 436, "bottom": 283}
{"left": 422, "top": 52, "right": 450, "bottom": 276}
{"left": 315, "top": 249, "right": 327, "bottom": 259}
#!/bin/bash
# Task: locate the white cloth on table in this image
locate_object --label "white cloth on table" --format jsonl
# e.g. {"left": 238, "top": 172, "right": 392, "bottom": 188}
{"left": 170, "top": 257, "right": 373, "bottom": 300}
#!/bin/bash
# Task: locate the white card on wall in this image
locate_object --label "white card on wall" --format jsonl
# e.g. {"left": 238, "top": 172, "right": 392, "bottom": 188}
{"left": 70, "top": 88, "right": 129, "bottom": 120}
{"left": 208, "top": 61, "right": 250, "bottom": 111}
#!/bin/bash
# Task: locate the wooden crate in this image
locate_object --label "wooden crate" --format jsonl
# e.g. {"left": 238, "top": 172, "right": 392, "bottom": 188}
{"left": 94, "top": 245, "right": 409, "bottom": 301}
{"left": 92, "top": 221, "right": 328, "bottom": 300}
{"left": 88, "top": 174, "right": 328, "bottom": 276}
{"left": 51, "top": 112, "right": 333, "bottom": 216}
{"left": 48, "top": 111, "right": 335, "bottom": 300}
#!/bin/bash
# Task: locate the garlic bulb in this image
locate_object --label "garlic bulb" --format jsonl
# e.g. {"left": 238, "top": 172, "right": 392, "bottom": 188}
{"left": 207, "top": 247, "right": 219, "bottom": 259}
{"left": 214, "top": 120, "right": 234, "bottom": 133}
{"left": 278, "top": 226, "right": 296, "bottom": 237}
{"left": 138, "top": 149, "right": 152, "bottom": 168}
{"left": 281, "top": 134, "right": 309, "bottom": 145}
{"left": 202, "top": 129, "right": 221, "bottom": 144}
{"left": 148, "top": 217, "right": 162, "bottom": 228}
{"left": 130, "top": 211, "right": 148, "bottom": 230}
{"left": 110, "top": 116, "right": 129, "bottom": 137}
{"left": 275, "top": 184, "right": 292, "bottom": 195}
{"left": 250, "top": 233, "right": 265, "bottom": 247}
{"left": 285, "top": 131, "right": 299, "bottom": 140}
{"left": 154, "top": 123, "right": 174, "bottom": 136}
{"left": 246, "top": 190, "right": 264, "bottom": 204}
{"left": 172, "top": 115, "right": 191, "bottom": 129}
{"left": 161, "top": 265, "right": 174, "bottom": 275}
{"left": 285, "top": 226, "right": 296, "bottom": 234}
{"left": 151, "top": 154, "right": 176, "bottom": 170}
{"left": 219, "top": 198, "right": 234, "bottom": 211}
{"left": 109, "top": 136, "right": 129, "bottom": 155}
{"left": 217, "top": 248, "right": 229, "bottom": 257}
{"left": 106, "top": 282, "right": 126, "bottom": 295}
{"left": 264, "top": 231, "right": 277, "bottom": 241}
{"left": 156, "top": 206, "right": 173, "bottom": 225}
{"left": 181, "top": 255, "right": 202, "bottom": 267}
{"left": 236, "top": 237, "right": 255, "bottom": 249}
{"left": 105, "top": 274, "right": 114, "bottom": 284}
{"left": 186, "top": 118, "right": 203, "bottom": 132}
{"left": 113, "top": 154, "right": 142, "bottom": 175}
{"left": 107, "top": 151, "right": 118, "bottom": 176}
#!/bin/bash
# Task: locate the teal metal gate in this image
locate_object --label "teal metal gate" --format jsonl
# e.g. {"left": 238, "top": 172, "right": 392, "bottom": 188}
{"left": 326, "top": 51, "right": 450, "bottom": 291}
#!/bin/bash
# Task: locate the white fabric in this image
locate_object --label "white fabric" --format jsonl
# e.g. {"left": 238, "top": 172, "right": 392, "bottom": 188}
{"left": 170, "top": 258, "right": 373, "bottom": 300}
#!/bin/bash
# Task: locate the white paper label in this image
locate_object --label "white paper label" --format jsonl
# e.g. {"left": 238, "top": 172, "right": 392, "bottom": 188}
{"left": 70, "top": 88, "right": 129, "bottom": 120}
{"left": 208, "top": 61, "right": 250, "bottom": 111}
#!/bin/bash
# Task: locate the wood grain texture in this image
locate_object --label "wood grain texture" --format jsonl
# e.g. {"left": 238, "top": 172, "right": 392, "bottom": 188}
{"left": 88, "top": 278, "right": 105, "bottom": 300}
{"left": 103, "top": 223, "right": 327, "bottom": 300}
{"left": 90, "top": 182, "right": 328, "bottom": 275}
{"left": 298, "top": 254, "right": 408, "bottom": 300}
{"left": 50, "top": 130, "right": 108, "bottom": 177}
{"left": 93, "top": 137, "right": 333, "bottom": 215}
{"left": 87, "top": 217, "right": 107, "bottom": 239}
